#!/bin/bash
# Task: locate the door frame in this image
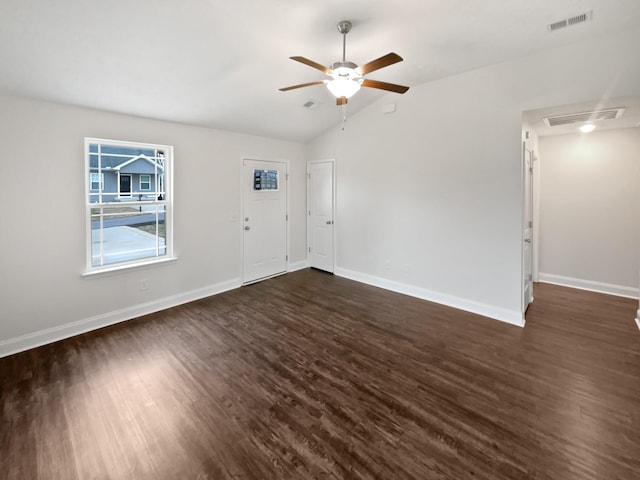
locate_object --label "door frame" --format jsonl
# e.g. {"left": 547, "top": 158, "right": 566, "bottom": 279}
{"left": 240, "top": 156, "right": 290, "bottom": 285}
{"left": 307, "top": 158, "right": 336, "bottom": 272}
{"left": 119, "top": 173, "right": 132, "bottom": 197}
{"left": 522, "top": 142, "right": 534, "bottom": 315}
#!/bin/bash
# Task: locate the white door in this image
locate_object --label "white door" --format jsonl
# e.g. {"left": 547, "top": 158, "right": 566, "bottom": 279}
{"left": 308, "top": 160, "right": 334, "bottom": 272}
{"left": 523, "top": 144, "right": 534, "bottom": 311}
{"left": 243, "top": 159, "right": 287, "bottom": 284}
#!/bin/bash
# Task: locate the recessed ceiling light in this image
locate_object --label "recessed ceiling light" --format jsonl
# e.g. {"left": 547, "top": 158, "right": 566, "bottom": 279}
{"left": 580, "top": 124, "right": 596, "bottom": 133}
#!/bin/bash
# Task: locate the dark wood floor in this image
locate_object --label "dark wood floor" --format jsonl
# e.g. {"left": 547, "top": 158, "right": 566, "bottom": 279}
{"left": 1, "top": 269, "right": 639, "bottom": 479}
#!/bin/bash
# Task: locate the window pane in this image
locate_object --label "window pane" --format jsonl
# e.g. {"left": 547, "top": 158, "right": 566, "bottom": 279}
{"left": 91, "top": 205, "right": 166, "bottom": 267}
{"left": 140, "top": 174, "right": 151, "bottom": 191}
{"left": 253, "top": 169, "right": 278, "bottom": 190}
{"left": 87, "top": 138, "right": 171, "bottom": 272}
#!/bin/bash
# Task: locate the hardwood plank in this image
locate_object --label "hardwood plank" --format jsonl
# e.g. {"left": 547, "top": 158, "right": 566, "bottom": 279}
{"left": 1, "top": 270, "right": 639, "bottom": 479}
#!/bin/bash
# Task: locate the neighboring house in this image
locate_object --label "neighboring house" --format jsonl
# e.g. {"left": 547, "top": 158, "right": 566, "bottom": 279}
{"left": 89, "top": 144, "right": 165, "bottom": 202}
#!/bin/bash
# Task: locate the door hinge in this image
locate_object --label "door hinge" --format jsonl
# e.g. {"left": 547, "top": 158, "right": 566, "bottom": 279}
{"left": 286, "top": 214, "right": 288, "bottom": 221}
{"left": 308, "top": 210, "right": 311, "bottom": 216}
{"left": 307, "top": 173, "right": 310, "bottom": 179}
{"left": 308, "top": 247, "right": 311, "bottom": 253}
{"left": 286, "top": 255, "right": 288, "bottom": 261}
{"left": 286, "top": 173, "right": 289, "bottom": 180}
{"left": 529, "top": 221, "right": 533, "bottom": 228}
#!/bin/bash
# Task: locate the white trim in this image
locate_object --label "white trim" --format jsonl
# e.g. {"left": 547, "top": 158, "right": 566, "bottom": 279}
{"left": 538, "top": 273, "right": 639, "bottom": 299}
{"left": 0, "top": 278, "right": 241, "bottom": 359}
{"left": 114, "top": 154, "right": 164, "bottom": 171}
{"left": 82, "top": 255, "right": 177, "bottom": 277}
{"left": 288, "top": 260, "right": 309, "bottom": 272}
{"left": 635, "top": 310, "right": 640, "bottom": 331}
{"left": 119, "top": 173, "right": 132, "bottom": 197}
{"left": 334, "top": 267, "right": 524, "bottom": 327}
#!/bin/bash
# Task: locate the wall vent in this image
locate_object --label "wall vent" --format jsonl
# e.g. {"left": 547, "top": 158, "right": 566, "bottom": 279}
{"left": 548, "top": 10, "right": 593, "bottom": 32}
{"left": 543, "top": 108, "right": 626, "bottom": 127}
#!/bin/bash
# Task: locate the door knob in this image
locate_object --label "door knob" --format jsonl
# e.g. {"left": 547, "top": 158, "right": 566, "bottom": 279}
{"left": 524, "top": 238, "right": 531, "bottom": 243}
{"left": 244, "top": 226, "right": 250, "bottom": 230}
{"left": 326, "top": 220, "right": 333, "bottom": 225}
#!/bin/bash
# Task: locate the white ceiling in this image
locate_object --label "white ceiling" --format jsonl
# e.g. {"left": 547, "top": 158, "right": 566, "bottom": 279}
{"left": 1, "top": 0, "right": 640, "bottom": 142}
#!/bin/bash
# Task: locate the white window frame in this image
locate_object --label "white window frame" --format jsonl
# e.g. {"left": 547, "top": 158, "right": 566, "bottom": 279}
{"left": 140, "top": 174, "right": 151, "bottom": 191}
{"left": 90, "top": 172, "right": 104, "bottom": 191}
{"left": 84, "top": 137, "right": 174, "bottom": 275}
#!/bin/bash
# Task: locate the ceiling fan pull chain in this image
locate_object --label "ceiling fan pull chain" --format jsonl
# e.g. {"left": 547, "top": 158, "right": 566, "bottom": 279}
{"left": 341, "top": 104, "right": 347, "bottom": 130}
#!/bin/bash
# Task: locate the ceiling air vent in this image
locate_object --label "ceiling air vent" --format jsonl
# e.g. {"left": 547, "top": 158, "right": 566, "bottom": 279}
{"left": 548, "top": 10, "right": 593, "bottom": 32}
{"left": 544, "top": 108, "right": 626, "bottom": 127}
{"left": 303, "top": 100, "right": 321, "bottom": 110}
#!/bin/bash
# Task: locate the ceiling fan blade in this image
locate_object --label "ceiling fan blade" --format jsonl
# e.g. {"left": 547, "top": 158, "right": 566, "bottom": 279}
{"left": 362, "top": 79, "right": 409, "bottom": 94}
{"left": 336, "top": 97, "right": 348, "bottom": 106}
{"left": 357, "top": 52, "right": 403, "bottom": 75}
{"left": 279, "top": 81, "right": 326, "bottom": 92}
{"left": 290, "top": 56, "right": 333, "bottom": 74}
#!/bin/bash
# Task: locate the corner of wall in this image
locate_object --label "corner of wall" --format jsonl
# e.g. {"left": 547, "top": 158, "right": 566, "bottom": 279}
{"left": 334, "top": 267, "right": 524, "bottom": 328}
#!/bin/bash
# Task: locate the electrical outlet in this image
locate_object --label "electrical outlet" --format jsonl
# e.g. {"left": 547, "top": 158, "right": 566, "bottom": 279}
{"left": 140, "top": 279, "right": 148, "bottom": 291}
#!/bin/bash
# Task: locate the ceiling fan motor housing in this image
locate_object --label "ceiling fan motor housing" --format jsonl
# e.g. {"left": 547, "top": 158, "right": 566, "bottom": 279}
{"left": 330, "top": 61, "right": 360, "bottom": 76}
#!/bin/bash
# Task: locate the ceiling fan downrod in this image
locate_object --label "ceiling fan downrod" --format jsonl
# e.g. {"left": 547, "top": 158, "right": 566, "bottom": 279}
{"left": 337, "top": 20, "right": 352, "bottom": 62}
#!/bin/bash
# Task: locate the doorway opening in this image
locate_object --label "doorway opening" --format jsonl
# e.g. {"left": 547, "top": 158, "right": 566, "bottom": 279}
{"left": 522, "top": 96, "right": 640, "bottom": 323}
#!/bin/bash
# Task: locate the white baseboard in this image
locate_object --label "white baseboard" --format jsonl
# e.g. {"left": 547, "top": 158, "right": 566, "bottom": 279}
{"left": 334, "top": 267, "right": 524, "bottom": 327}
{"left": 538, "top": 273, "right": 639, "bottom": 299}
{"left": 636, "top": 310, "right": 640, "bottom": 332}
{"left": 0, "top": 278, "right": 242, "bottom": 359}
{"left": 288, "top": 260, "right": 309, "bottom": 272}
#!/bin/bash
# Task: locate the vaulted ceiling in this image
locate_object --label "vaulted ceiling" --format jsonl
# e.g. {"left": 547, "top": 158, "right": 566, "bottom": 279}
{"left": 1, "top": 0, "right": 639, "bottom": 142}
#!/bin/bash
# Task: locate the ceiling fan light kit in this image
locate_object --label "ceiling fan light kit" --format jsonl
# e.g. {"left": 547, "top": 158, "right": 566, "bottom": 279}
{"left": 280, "top": 20, "right": 409, "bottom": 106}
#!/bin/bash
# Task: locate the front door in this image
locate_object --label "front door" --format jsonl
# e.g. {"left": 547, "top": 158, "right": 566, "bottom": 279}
{"left": 242, "top": 159, "right": 288, "bottom": 284}
{"left": 308, "top": 160, "right": 334, "bottom": 272}
{"left": 120, "top": 174, "right": 132, "bottom": 197}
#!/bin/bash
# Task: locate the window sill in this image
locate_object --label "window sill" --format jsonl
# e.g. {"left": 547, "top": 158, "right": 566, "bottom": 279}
{"left": 82, "top": 256, "right": 178, "bottom": 278}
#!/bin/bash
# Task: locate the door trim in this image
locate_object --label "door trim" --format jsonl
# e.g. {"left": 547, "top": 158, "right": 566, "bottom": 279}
{"left": 521, "top": 139, "right": 536, "bottom": 319}
{"left": 240, "top": 156, "right": 290, "bottom": 285}
{"left": 307, "top": 158, "right": 336, "bottom": 273}
{"left": 119, "top": 173, "right": 132, "bottom": 197}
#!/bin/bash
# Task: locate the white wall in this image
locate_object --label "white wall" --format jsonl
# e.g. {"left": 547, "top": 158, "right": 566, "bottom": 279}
{"left": 0, "top": 95, "right": 306, "bottom": 356}
{"left": 538, "top": 128, "right": 640, "bottom": 297}
{"left": 308, "top": 27, "right": 640, "bottom": 325}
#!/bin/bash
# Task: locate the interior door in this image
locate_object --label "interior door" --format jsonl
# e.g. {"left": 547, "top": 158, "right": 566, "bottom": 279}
{"left": 243, "top": 159, "right": 287, "bottom": 284}
{"left": 523, "top": 144, "right": 534, "bottom": 311}
{"left": 308, "top": 160, "right": 334, "bottom": 272}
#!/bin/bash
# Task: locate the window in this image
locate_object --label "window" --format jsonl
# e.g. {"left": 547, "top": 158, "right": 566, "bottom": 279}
{"left": 85, "top": 138, "right": 173, "bottom": 272}
{"left": 90, "top": 173, "right": 103, "bottom": 190}
{"left": 253, "top": 169, "right": 279, "bottom": 190}
{"left": 140, "top": 174, "right": 151, "bottom": 191}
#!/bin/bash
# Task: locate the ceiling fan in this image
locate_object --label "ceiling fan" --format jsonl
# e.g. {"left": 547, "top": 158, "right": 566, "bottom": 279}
{"left": 279, "top": 20, "right": 409, "bottom": 105}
